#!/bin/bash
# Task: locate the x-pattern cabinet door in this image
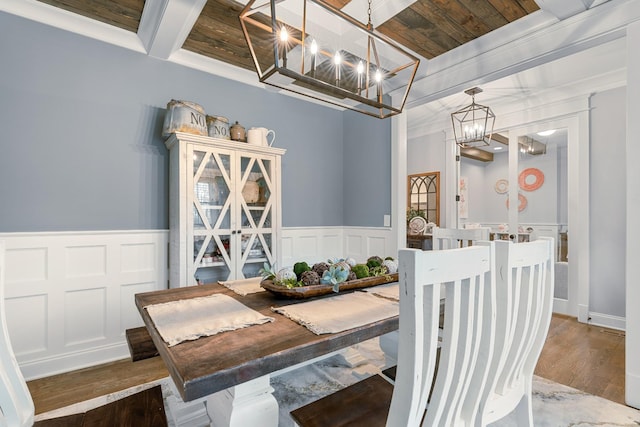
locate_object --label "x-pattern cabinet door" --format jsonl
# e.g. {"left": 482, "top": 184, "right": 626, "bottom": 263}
{"left": 166, "top": 133, "right": 285, "bottom": 288}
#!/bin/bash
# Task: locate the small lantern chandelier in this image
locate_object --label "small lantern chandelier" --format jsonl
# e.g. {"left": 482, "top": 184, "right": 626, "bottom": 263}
{"left": 451, "top": 87, "right": 496, "bottom": 148}
{"left": 240, "top": 0, "right": 420, "bottom": 119}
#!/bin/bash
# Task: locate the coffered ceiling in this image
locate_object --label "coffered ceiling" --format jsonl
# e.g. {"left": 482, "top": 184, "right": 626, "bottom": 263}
{"left": 3, "top": 0, "right": 624, "bottom": 111}
{"left": 34, "top": 0, "right": 540, "bottom": 70}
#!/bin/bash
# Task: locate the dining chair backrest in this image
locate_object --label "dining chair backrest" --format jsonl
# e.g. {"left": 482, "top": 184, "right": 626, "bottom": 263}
{"left": 387, "top": 244, "right": 496, "bottom": 426}
{"left": 0, "top": 241, "right": 35, "bottom": 427}
{"left": 431, "top": 226, "right": 490, "bottom": 250}
{"left": 478, "top": 237, "right": 555, "bottom": 426}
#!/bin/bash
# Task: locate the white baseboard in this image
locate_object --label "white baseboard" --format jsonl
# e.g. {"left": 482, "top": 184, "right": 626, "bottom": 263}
{"left": 626, "top": 372, "right": 640, "bottom": 409}
{"left": 578, "top": 304, "right": 589, "bottom": 323}
{"left": 20, "top": 342, "right": 131, "bottom": 381}
{"left": 586, "top": 311, "right": 626, "bottom": 331}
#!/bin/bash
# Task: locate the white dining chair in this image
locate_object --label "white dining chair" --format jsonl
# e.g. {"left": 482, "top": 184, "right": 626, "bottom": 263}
{"left": 381, "top": 226, "right": 490, "bottom": 365}
{"left": 477, "top": 237, "right": 555, "bottom": 426}
{"left": 431, "top": 226, "right": 490, "bottom": 250}
{"left": 290, "top": 243, "right": 496, "bottom": 426}
{"left": 0, "top": 241, "right": 35, "bottom": 427}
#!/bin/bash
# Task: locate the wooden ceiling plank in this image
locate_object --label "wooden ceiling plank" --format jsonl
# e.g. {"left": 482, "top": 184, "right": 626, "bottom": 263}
{"left": 184, "top": 24, "right": 255, "bottom": 67}
{"left": 31, "top": 0, "right": 542, "bottom": 80}
{"left": 427, "top": 0, "right": 493, "bottom": 38}
{"left": 377, "top": 19, "right": 446, "bottom": 59}
{"left": 486, "top": 0, "right": 528, "bottom": 22}
{"left": 182, "top": 0, "right": 254, "bottom": 68}
{"left": 385, "top": 7, "right": 461, "bottom": 54}
{"left": 456, "top": 0, "right": 509, "bottom": 28}
{"left": 36, "top": 0, "right": 143, "bottom": 33}
{"left": 407, "top": 1, "right": 478, "bottom": 45}
{"left": 342, "top": 0, "right": 419, "bottom": 27}
{"left": 514, "top": 0, "right": 541, "bottom": 14}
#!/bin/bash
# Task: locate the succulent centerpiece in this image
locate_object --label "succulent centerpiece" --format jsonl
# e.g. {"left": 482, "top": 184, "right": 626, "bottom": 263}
{"left": 260, "top": 255, "right": 399, "bottom": 298}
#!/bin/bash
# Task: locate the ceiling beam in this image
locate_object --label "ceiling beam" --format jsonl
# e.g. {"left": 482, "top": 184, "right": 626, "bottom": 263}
{"left": 138, "top": 0, "right": 207, "bottom": 59}
{"left": 534, "top": 0, "right": 589, "bottom": 20}
{"left": 0, "top": 0, "right": 145, "bottom": 53}
{"left": 460, "top": 148, "right": 494, "bottom": 162}
{"left": 492, "top": 133, "right": 509, "bottom": 145}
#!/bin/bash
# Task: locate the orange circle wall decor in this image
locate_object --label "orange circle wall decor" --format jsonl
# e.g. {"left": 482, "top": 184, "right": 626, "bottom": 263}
{"left": 506, "top": 193, "right": 528, "bottom": 212}
{"left": 518, "top": 168, "right": 544, "bottom": 191}
{"left": 494, "top": 179, "right": 508, "bottom": 194}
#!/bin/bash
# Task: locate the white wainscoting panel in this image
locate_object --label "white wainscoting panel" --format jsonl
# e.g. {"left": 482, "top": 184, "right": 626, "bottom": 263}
{"left": 344, "top": 227, "right": 397, "bottom": 261}
{"left": 0, "top": 231, "right": 168, "bottom": 380}
{"left": 282, "top": 227, "right": 395, "bottom": 267}
{"left": 1, "top": 228, "right": 390, "bottom": 379}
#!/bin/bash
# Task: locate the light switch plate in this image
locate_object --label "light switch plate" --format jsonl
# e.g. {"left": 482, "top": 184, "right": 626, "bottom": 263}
{"left": 383, "top": 215, "right": 391, "bottom": 227}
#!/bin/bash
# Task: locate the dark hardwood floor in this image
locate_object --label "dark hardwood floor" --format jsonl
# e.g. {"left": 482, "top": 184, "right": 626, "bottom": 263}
{"left": 27, "top": 314, "right": 628, "bottom": 416}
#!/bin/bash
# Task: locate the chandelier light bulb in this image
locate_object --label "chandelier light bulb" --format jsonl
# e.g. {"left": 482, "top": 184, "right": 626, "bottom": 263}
{"left": 357, "top": 61, "right": 364, "bottom": 74}
{"left": 375, "top": 69, "right": 382, "bottom": 83}
{"left": 334, "top": 51, "right": 342, "bottom": 85}
{"left": 309, "top": 39, "right": 318, "bottom": 76}
{"left": 279, "top": 27, "right": 288, "bottom": 42}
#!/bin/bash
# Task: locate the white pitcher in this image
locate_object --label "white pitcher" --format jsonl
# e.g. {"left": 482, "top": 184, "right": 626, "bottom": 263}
{"left": 247, "top": 127, "right": 276, "bottom": 147}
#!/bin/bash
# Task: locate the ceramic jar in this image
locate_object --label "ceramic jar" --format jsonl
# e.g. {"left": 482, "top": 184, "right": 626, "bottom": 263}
{"left": 229, "top": 121, "right": 246, "bottom": 142}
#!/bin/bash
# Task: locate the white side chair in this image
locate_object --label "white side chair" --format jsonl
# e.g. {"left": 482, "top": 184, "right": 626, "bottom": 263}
{"left": 478, "top": 237, "right": 555, "bottom": 426}
{"left": 431, "top": 226, "right": 490, "bottom": 250}
{"left": 381, "top": 226, "right": 491, "bottom": 363}
{"left": 0, "top": 241, "right": 35, "bottom": 427}
{"left": 291, "top": 244, "right": 496, "bottom": 426}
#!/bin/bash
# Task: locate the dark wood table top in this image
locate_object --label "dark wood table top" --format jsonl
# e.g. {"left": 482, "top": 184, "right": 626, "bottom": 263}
{"left": 135, "top": 283, "right": 399, "bottom": 402}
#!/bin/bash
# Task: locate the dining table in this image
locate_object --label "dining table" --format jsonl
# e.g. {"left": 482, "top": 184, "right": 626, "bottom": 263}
{"left": 135, "top": 279, "right": 400, "bottom": 427}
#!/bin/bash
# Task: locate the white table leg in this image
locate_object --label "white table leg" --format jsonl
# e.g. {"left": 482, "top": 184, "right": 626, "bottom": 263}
{"left": 336, "top": 346, "right": 368, "bottom": 367}
{"left": 206, "top": 376, "right": 278, "bottom": 427}
{"left": 379, "top": 331, "right": 399, "bottom": 367}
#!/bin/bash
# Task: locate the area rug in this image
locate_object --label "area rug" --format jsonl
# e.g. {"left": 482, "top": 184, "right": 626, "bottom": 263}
{"left": 272, "top": 337, "right": 640, "bottom": 427}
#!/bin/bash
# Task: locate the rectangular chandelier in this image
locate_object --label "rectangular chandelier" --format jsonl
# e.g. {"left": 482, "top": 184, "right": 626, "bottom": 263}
{"left": 239, "top": 0, "right": 420, "bottom": 119}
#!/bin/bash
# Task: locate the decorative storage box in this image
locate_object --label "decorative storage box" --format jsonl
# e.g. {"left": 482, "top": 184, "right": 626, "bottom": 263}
{"left": 162, "top": 99, "right": 207, "bottom": 137}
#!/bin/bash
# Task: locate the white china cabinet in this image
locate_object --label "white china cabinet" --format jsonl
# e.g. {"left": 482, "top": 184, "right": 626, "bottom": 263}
{"left": 165, "top": 132, "right": 285, "bottom": 287}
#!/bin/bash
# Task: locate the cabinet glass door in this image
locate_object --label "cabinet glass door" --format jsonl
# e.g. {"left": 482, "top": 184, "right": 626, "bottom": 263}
{"left": 192, "top": 149, "right": 233, "bottom": 284}
{"left": 238, "top": 154, "right": 274, "bottom": 279}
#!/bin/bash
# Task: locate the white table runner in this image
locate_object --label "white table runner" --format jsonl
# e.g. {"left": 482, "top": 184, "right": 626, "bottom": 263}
{"left": 219, "top": 277, "right": 265, "bottom": 296}
{"left": 145, "top": 294, "right": 274, "bottom": 346}
{"left": 272, "top": 292, "right": 399, "bottom": 335}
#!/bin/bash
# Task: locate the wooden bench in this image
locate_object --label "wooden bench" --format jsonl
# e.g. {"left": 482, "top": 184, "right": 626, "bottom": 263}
{"left": 126, "top": 327, "right": 159, "bottom": 362}
{"left": 34, "top": 385, "right": 167, "bottom": 427}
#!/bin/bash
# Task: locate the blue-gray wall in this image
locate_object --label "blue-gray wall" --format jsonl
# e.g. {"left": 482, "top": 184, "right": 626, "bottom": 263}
{"left": 0, "top": 11, "right": 391, "bottom": 231}
{"left": 343, "top": 110, "right": 391, "bottom": 226}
